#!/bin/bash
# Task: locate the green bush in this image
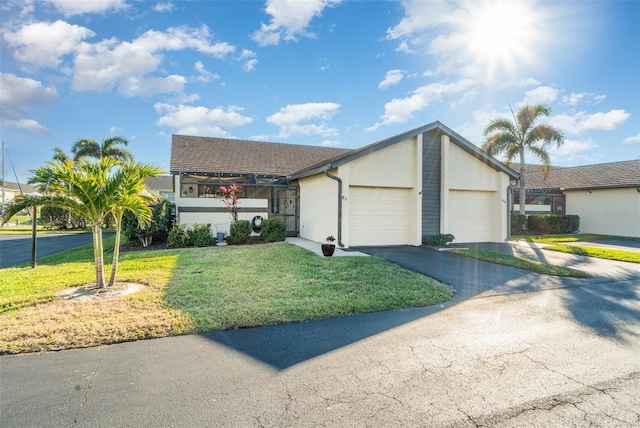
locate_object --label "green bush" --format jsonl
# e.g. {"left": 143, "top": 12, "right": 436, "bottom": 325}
{"left": 122, "top": 198, "right": 172, "bottom": 247}
{"left": 166, "top": 224, "right": 189, "bottom": 248}
{"left": 260, "top": 218, "right": 287, "bottom": 242}
{"left": 229, "top": 220, "right": 252, "bottom": 244}
{"left": 40, "top": 206, "right": 84, "bottom": 229}
{"left": 527, "top": 214, "right": 580, "bottom": 234}
{"left": 188, "top": 223, "right": 212, "bottom": 247}
{"left": 511, "top": 213, "right": 527, "bottom": 235}
{"left": 424, "top": 233, "right": 455, "bottom": 247}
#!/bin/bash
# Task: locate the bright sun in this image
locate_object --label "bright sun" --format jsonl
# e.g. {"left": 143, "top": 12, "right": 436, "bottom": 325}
{"left": 463, "top": 0, "right": 539, "bottom": 79}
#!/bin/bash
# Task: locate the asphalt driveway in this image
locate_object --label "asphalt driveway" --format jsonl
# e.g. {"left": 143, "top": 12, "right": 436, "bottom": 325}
{"left": 1, "top": 242, "right": 639, "bottom": 426}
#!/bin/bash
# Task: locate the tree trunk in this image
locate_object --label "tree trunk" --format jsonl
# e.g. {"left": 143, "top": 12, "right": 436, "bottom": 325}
{"left": 519, "top": 148, "right": 526, "bottom": 215}
{"left": 92, "top": 225, "right": 106, "bottom": 288}
{"left": 108, "top": 222, "right": 122, "bottom": 287}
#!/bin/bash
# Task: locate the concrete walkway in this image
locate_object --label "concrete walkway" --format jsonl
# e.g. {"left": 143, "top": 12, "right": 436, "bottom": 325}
{"left": 286, "top": 237, "right": 369, "bottom": 257}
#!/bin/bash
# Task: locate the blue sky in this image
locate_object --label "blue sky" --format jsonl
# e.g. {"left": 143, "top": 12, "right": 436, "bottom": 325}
{"left": 1, "top": 0, "right": 639, "bottom": 183}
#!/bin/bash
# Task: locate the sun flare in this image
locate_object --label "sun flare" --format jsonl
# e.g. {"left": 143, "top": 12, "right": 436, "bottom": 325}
{"left": 462, "top": 0, "right": 539, "bottom": 79}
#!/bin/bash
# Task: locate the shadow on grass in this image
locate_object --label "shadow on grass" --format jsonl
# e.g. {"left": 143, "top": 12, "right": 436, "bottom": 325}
{"left": 165, "top": 243, "right": 639, "bottom": 370}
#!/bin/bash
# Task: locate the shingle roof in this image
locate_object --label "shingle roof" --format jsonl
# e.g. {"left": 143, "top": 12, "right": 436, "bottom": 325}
{"left": 170, "top": 135, "right": 352, "bottom": 176}
{"left": 145, "top": 175, "right": 174, "bottom": 191}
{"left": 2, "top": 181, "right": 37, "bottom": 194}
{"left": 525, "top": 160, "right": 640, "bottom": 190}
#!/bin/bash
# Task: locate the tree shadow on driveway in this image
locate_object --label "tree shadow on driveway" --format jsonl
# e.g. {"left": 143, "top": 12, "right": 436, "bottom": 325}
{"left": 198, "top": 245, "right": 639, "bottom": 370}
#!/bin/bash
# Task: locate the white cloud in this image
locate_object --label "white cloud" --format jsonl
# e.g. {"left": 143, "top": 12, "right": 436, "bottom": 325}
{"left": 623, "top": 134, "right": 640, "bottom": 144}
{"left": 517, "top": 86, "right": 559, "bottom": 106}
{"left": 267, "top": 102, "right": 340, "bottom": 138}
{"left": 321, "top": 139, "right": 341, "bottom": 147}
{"left": 517, "top": 78, "right": 541, "bottom": 87}
{"left": 0, "top": 73, "right": 57, "bottom": 134}
{"left": 238, "top": 49, "right": 258, "bottom": 72}
{"left": 379, "top": 70, "right": 405, "bottom": 89}
{"left": 561, "top": 92, "right": 607, "bottom": 106}
{"left": 368, "top": 79, "right": 474, "bottom": 131}
{"left": 194, "top": 61, "right": 219, "bottom": 83}
{"left": 386, "top": 0, "right": 454, "bottom": 40}
{"left": 72, "top": 26, "right": 235, "bottom": 95}
{"left": 395, "top": 41, "right": 415, "bottom": 54}
{"left": 3, "top": 118, "right": 50, "bottom": 134}
{"left": 549, "top": 138, "right": 598, "bottom": 162}
{"left": 251, "top": 0, "right": 341, "bottom": 46}
{"left": 44, "top": 0, "right": 127, "bottom": 16}
{"left": 154, "top": 103, "right": 253, "bottom": 137}
{"left": 3, "top": 20, "right": 95, "bottom": 69}
{"left": 550, "top": 109, "right": 631, "bottom": 135}
{"left": 153, "top": 2, "right": 174, "bottom": 12}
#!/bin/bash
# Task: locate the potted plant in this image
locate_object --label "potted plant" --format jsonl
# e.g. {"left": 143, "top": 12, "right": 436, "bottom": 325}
{"left": 322, "top": 235, "right": 336, "bottom": 257}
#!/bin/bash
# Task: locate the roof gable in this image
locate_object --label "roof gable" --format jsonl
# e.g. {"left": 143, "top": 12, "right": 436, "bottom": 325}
{"left": 291, "top": 121, "right": 519, "bottom": 179}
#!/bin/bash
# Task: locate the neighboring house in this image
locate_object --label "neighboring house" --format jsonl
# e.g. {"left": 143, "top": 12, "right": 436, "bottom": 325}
{"left": 170, "top": 121, "right": 519, "bottom": 246}
{"left": 520, "top": 160, "right": 640, "bottom": 238}
{"left": 145, "top": 175, "right": 175, "bottom": 202}
{"left": 1, "top": 181, "right": 37, "bottom": 214}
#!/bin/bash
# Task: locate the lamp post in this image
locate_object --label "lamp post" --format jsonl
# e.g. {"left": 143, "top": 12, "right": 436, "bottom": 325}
{"left": 28, "top": 192, "right": 41, "bottom": 269}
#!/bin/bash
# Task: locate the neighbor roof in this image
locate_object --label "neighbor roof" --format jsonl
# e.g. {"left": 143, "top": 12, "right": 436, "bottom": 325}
{"left": 145, "top": 175, "right": 174, "bottom": 191}
{"left": 1, "top": 181, "right": 37, "bottom": 194}
{"left": 525, "top": 159, "right": 640, "bottom": 190}
{"left": 170, "top": 135, "right": 352, "bottom": 176}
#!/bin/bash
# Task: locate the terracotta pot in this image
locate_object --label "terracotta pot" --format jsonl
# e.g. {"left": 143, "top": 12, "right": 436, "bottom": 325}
{"left": 321, "top": 243, "right": 336, "bottom": 257}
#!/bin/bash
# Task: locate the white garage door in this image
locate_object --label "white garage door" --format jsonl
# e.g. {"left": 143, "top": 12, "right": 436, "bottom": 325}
{"left": 449, "top": 190, "right": 494, "bottom": 243}
{"left": 349, "top": 186, "right": 410, "bottom": 246}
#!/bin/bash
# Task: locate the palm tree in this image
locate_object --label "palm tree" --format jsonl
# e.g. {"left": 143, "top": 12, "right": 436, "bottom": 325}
{"left": 71, "top": 136, "right": 133, "bottom": 163}
{"left": 52, "top": 147, "right": 71, "bottom": 163}
{"left": 482, "top": 104, "right": 565, "bottom": 215}
{"left": 105, "top": 162, "right": 164, "bottom": 286}
{"left": 2, "top": 158, "right": 163, "bottom": 287}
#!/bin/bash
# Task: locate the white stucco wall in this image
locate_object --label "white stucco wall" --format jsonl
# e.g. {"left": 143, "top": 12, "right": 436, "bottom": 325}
{"left": 566, "top": 188, "right": 640, "bottom": 238}
{"left": 298, "top": 173, "right": 339, "bottom": 244}
{"left": 176, "top": 197, "right": 268, "bottom": 235}
{"left": 444, "top": 140, "right": 510, "bottom": 242}
{"left": 298, "top": 137, "right": 421, "bottom": 247}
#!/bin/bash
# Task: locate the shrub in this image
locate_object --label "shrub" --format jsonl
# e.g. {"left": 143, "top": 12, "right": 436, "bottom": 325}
{"left": 424, "top": 233, "right": 455, "bottom": 247}
{"left": 229, "top": 220, "right": 252, "bottom": 244}
{"left": 188, "top": 223, "right": 212, "bottom": 247}
{"left": 527, "top": 214, "right": 580, "bottom": 234}
{"left": 40, "top": 206, "right": 84, "bottom": 230}
{"left": 511, "top": 213, "right": 527, "bottom": 235}
{"left": 260, "top": 218, "right": 287, "bottom": 242}
{"left": 166, "top": 224, "right": 189, "bottom": 248}
{"left": 122, "top": 198, "right": 172, "bottom": 247}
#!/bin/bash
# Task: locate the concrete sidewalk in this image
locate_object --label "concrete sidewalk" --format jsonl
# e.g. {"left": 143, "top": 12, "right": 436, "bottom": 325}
{"left": 286, "top": 237, "right": 369, "bottom": 257}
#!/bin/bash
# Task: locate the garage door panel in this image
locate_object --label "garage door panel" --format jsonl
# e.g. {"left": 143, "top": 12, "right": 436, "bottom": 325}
{"left": 350, "top": 187, "right": 410, "bottom": 246}
{"left": 449, "top": 190, "right": 493, "bottom": 243}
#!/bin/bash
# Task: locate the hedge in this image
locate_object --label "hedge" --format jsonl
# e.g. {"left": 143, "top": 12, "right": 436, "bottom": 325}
{"left": 526, "top": 214, "right": 580, "bottom": 234}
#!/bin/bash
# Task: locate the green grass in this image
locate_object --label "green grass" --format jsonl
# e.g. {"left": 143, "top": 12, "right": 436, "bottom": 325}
{"left": 0, "top": 242, "right": 452, "bottom": 354}
{"left": 510, "top": 234, "right": 640, "bottom": 244}
{"left": 544, "top": 245, "right": 640, "bottom": 263}
{"left": 448, "top": 248, "right": 590, "bottom": 278}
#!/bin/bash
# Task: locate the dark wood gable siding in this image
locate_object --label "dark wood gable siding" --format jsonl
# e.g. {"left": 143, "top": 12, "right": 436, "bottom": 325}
{"left": 422, "top": 130, "right": 441, "bottom": 241}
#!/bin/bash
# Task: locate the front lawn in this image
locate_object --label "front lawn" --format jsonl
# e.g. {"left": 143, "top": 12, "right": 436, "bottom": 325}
{"left": 448, "top": 248, "right": 590, "bottom": 278}
{"left": 544, "top": 245, "right": 640, "bottom": 263}
{"left": 0, "top": 242, "right": 452, "bottom": 354}
{"left": 510, "top": 233, "right": 639, "bottom": 244}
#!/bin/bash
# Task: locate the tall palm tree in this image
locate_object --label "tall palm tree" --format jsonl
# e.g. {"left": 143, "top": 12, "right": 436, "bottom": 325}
{"left": 482, "top": 104, "right": 565, "bottom": 215}
{"left": 2, "top": 158, "right": 163, "bottom": 287}
{"left": 71, "top": 136, "right": 133, "bottom": 163}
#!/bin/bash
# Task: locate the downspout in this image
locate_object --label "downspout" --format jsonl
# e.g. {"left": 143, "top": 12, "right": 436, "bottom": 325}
{"left": 325, "top": 168, "right": 345, "bottom": 248}
{"left": 506, "top": 184, "right": 512, "bottom": 241}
